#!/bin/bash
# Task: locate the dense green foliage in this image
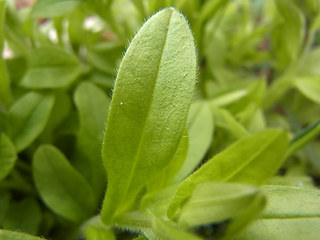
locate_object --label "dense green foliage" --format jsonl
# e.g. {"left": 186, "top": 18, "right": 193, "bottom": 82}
{"left": 0, "top": 0, "right": 320, "bottom": 239}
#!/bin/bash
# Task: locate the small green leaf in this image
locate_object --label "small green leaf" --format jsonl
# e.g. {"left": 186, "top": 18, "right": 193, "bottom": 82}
{"left": 0, "top": 229, "right": 46, "bottom": 240}
{"left": 7, "top": 92, "right": 55, "bottom": 152}
{"left": 20, "top": 46, "right": 81, "bottom": 89}
{"left": 30, "top": 0, "right": 83, "bottom": 18}
{"left": 101, "top": 7, "right": 196, "bottom": 224}
{"left": 236, "top": 186, "right": 320, "bottom": 240}
{"left": 0, "top": 133, "right": 16, "bottom": 180}
{"left": 174, "top": 101, "right": 214, "bottom": 181}
{"left": 168, "top": 129, "right": 288, "bottom": 218}
{"left": 178, "top": 182, "right": 262, "bottom": 228}
{"left": 3, "top": 198, "right": 41, "bottom": 235}
{"left": 33, "top": 145, "right": 96, "bottom": 222}
{"left": 74, "top": 82, "right": 108, "bottom": 197}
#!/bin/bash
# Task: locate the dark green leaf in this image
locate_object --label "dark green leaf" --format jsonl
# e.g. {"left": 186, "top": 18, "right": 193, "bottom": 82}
{"left": 0, "top": 133, "right": 16, "bottom": 180}
{"left": 3, "top": 198, "right": 41, "bottom": 235}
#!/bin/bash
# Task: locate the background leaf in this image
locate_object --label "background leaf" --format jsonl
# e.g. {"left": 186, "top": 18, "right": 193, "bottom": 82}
{"left": 30, "top": 0, "right": 83, "bottom": 18}
{"left": 168, "top": 129, "right": 288, "bottom": 218}
{"left": 74, "top": 81, "right": 108, "bottom": 198}
{"left": 174, "top": 101, "right": 214, "bottom": 182}
{"left": 33, "top": 145, "right": 96, "bottom": 222}
{"left": 7, "top": 92, "right": 55, "bottom": 152}
{"left": 0, "top": 133, "right": 16, "bottom": 180}
{"left": 236, "top": 186, "right": 320, "bottom": 240}
{"left": 20, "top": 46, "right": 81, "bottom": 89}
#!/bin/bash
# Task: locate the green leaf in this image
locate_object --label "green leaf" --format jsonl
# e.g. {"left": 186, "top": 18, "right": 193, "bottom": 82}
{"left": 151, "top": 214, "right": 202, "bottom": 240}
{"left": 101, "top": 7, "right": 196, "bottom": 224}
{"left": 178, "top": 182, "right": 263, "bottom": 228}
{"left": 0, "top": 0, "right": 11, "bottom": 108}
{"left": 30, "top": 0, "right": 83, "bottom": 18}
{"left": 7, "top": 92, "right": 55, "bottom": 152}
{"left": 3, "top": 198, "right": 41, "bottom": 235}
{"left": 74, "top": 82, "right": 108, "bottom": 197}
{"left": 85, "top": 226, "right": 115, "bottom": 240}
{"left": 33, "top": 145, "right": 96, "bottom": 222}
{"left": 0, "top": 190, "right": 10, "bottom": 225}
{"left": 236, "top": 186, "right": 320, "bottom": 240}
{"left": 87, "top": 42, "right": 124, "bottom": 75}
{"left": 20, "top": 46, "right": 81, "bottom": 89}
{"left": 147, "top": 130, "right": 189, "bottom": 192}
{"left": 294, "top": 77, "right": 320, "bottom": 104}
{"left": 0, "top": 229, "right": 46, "bottom": 240}
{"left": 174, "top": 101, "right": 214, "bottom": 182}
{"left": 168, "top": 129, "right": 288, "bottom": 219}
{"left": 0, "top": 133, "right": 16, "bottom": 180}
{"left": 212, "top": 107, "right": 249, "bottom": 139}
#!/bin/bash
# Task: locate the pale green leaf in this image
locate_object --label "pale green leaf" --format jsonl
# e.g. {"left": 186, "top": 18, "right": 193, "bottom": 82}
{"left": 178, "top": 182, "right": 262, "bottom": 228}
{"left": 236, "top": 186, "right": 320, "bottom": 240}
{"left": 0, "top": 229, "right": 46, "bottom": 240}
{"left": 20, "top": 46, "right": 81, "bottom": 89}
{"left": 85, "top": 226, "right": 115, "bottom": 240}
{"left": 0, "top": 133, "right": 16, "bottom": 180}
{"left": 294, "top": 77, "right": 320, "bottom": 104}
{"left": 151, "top": 214, "right": 202, "bottom": 240}
{"left": 174, "top": 101, "right": 214, "bottom": 182}
{"left": 30, "top": 0, "right": 83, "bottom": 18}
{"left": 33, "top": 145, "right": 96, "bottom": 222}
{"left": 7, "top": 92, "right": 55, "bottom": 152}
{"left": 168, "top": 129, "right": 288, "bottom": 219}
{"left": 101, "top": 7, "right": 196, "bottom": 224}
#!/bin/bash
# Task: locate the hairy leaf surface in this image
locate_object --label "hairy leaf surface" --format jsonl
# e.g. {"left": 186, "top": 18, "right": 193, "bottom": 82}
{"left": 101, "top": 8, "right": 196, "bottom": 224}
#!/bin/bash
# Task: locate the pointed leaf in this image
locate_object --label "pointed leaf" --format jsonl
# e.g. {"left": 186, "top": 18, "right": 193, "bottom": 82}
{"left": 101, "top": 7, "right": 196, "bottom": 224}
{"left": 168, "top": 129, "right": 288, "bottom": 218}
